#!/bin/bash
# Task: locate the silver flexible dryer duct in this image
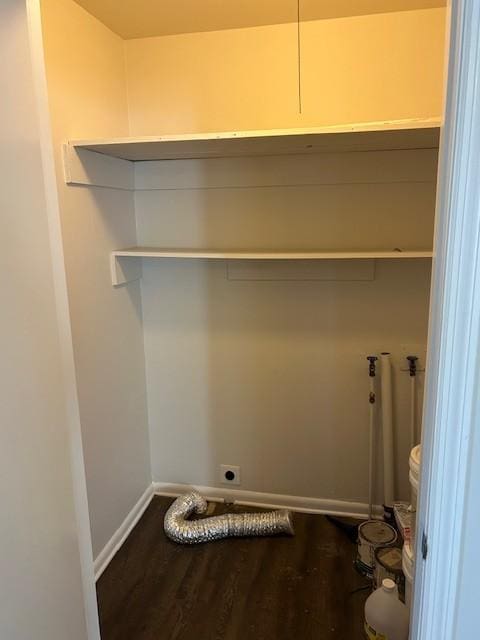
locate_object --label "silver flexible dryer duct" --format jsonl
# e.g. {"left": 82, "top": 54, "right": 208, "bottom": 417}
{"left": 164, "top": 491, "right": 295, "bottom": 544}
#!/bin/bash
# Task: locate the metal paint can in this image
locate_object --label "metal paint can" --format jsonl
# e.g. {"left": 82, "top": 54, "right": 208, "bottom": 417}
{"left": 356, "top": 520, "right": 397, "bottom": 577}
{"left": 374, "top": 545, "right": 403, "bottom": 589}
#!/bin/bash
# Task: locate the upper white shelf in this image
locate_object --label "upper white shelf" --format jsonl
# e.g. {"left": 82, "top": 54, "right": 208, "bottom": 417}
{"left": 113, "top": 248, "right": 433, "bottom": 260}
{"left": 71, "top": 118, "right": 441, "bottom": 162}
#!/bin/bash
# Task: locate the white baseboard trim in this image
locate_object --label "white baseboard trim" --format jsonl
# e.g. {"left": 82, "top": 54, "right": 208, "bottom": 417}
{"left": 94, "top": 484, "right": 154, "bottom": 581}
{"left": 92, "top": 482, "right": 382, "bottom": 579}
{"left": 152, "top": 481, "right": 383, "bottom": 519}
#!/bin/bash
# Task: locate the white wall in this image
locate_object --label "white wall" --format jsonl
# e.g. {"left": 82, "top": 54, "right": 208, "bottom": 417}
{"left": 125, "top": 8, "right": 446, "bottom": 135}
{"left": 136, "top": 149, "right": 435, "bottom": 505}
{"left": 123, "top": 9, "right": 442, "bottom": 507}
{"left": 40, "top": 0, "right": 151, "bottom": 558}
{"left": 0, "top": 0, "right": 96, "bottom": 637}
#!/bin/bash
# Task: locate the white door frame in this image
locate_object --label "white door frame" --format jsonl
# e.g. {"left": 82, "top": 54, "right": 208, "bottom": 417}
{"left": 412, "top": 0, "right": 480, "bottom": 638}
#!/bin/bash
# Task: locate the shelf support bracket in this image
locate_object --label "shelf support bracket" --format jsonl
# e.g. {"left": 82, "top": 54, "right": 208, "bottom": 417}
{"left": 63, "top": 143, "right": 134, "bottom": 190}
{"left": 110, "top": 254, "right": 142, "bottom": 286}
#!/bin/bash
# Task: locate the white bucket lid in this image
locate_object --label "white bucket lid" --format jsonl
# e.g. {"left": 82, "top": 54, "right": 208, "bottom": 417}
{"left": 402, "top": 542, "right": 415, "bottom": 581}
{"left": 409, "top": 445, "right": 421, "bottom": 478}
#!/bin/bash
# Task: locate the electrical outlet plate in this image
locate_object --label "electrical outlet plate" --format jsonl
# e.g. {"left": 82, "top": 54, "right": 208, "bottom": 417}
{"left": 220, "top": 464, "right": 241, "bottom": 486}
{"left": 399, "top": 344, "right": 427, "bottom": 372}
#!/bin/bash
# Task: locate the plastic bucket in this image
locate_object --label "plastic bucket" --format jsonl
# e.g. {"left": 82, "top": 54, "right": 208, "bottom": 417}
{"left": 409, "top": 445, "right": 421, "bottom": 550}
{"left": 356, "top": 520, "right": 397, "bottom": 577}
{"left": 402, "top": 542, "right": 415, "bottom": 609}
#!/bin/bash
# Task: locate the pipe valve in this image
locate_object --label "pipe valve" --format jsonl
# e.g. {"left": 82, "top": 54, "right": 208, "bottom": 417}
{"left": 367, "top": 355, "right": 378, "bottom": 377}
{"left": 407, "top": 355, "right": 418, "bottom": 377}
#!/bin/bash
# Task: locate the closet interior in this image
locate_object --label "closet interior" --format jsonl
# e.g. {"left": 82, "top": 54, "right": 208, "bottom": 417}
{"left": 38, "top": 1, "right": 447, "bottom": 637}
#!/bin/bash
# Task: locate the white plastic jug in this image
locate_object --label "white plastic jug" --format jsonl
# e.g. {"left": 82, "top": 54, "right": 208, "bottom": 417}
{"left": 364, "top": 578, "right": 410, "bottom": 640}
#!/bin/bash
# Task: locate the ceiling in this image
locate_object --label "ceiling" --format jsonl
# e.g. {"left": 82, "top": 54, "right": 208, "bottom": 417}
{"left": 73, "top": 0, "right": 446, "bottom": 40}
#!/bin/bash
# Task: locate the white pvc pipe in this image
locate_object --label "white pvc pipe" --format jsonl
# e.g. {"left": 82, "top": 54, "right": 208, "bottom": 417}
{"left": 380, "top": 353, "right": 395, "bottom": 508}
{"left": 368, "top": 375, "right": 376, "bottom": 520}
{"left": 410, "top": 374, "right": 416, "bottom": 449}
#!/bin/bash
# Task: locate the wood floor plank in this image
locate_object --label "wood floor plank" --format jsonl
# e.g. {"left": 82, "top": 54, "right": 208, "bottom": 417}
{"left": 97, "top": 496, "right": 369, "bottom": 640}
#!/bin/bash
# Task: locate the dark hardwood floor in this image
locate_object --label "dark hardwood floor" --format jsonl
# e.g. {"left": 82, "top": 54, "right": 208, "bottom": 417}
{"left": 97, "top": 496, "right": 369, "bottom": 640}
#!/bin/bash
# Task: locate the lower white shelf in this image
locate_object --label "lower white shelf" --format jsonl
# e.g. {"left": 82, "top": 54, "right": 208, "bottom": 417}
{"left": 110, "top": 247, "right": 433, "bottom": 286}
